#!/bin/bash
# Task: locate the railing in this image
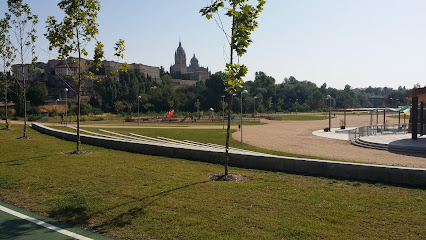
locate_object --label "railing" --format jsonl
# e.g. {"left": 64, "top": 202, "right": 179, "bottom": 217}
{"left": 348, "top": 124, "right": 409, "bottom": 140}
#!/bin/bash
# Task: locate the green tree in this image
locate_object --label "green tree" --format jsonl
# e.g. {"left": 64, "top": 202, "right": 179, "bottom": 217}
{"left": 268, "top": 96, "right": 272, "bottom": 114}
{"left": 143, "top": 103, "right": 153, "bottom": 112}
{"left": 7, "top": 0, "right": 38, "bottom": 137}
{"left": 46, "top": 0, "right": 103, "bottom": 152}
{"left": 0, "top": 15, "right": 15, "bottom": 129}
{"left": 277, "top": 97, "right": 283, "bottom": 112}
{"left": 201, "top": 0, "right": 265, "bottom": 177}
{"left": 26, "top": 81, "right": 47, "bottom": 106}
{"left": 113, "top": 39, "right": 129, "bottom": 74}
{"left": 114, "top": 100, "right": 131, "bottom": 115}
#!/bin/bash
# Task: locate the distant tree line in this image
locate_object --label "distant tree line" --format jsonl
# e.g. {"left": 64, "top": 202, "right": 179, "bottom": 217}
{"left": 0, "top": 70, "right": 411, "bottom": 118}
{"left": 89, "top": 70, "right": 409, "bottom": 115}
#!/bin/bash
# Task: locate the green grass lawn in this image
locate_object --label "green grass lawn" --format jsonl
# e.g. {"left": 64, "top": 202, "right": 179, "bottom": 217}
{"left": 44, "top": 113, "right": 264, "bottom": 126}
{"left": 0, "top": 124, "right": 425, "bottom": 239}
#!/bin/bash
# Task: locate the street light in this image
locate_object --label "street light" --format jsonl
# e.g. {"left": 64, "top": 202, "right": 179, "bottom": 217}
{"left": 222, "top": 95, "right": 225, "bottom": 129}
{"left": 138, "top": 95, "right": 141, "bottom": 126}
{"left": 56, "top": 98, "right": 59, "bottom": 125}
{"left": 327, "top": 95, "right": 332, "bottom": 130}
{"left": 241, "top": 89, "right": 248, "bottom": 145}
{"left": 64, "top": 88, "right": 68, "bottom": 126}
{"left": 295, "top": 98, "right": 299, "bottom": 115}
{"left": 197, "top": 98, "right": 200, "bottom": 120}
{"left": 253, "top": 96, "right": 257, "bottom": 117}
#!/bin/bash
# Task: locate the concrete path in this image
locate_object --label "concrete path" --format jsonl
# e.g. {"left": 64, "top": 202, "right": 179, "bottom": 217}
{"left": 238, "top": 116, "right": 426, "bottom": 168}
{"left": 0, "top": 201, "right": 110, "bottom": 240}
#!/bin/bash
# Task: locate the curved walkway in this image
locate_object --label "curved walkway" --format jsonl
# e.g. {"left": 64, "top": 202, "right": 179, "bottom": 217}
{"left": 235, "top": 115, "right": 426, "bottom": 168}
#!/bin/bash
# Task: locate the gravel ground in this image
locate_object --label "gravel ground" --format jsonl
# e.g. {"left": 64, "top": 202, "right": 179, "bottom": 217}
{"left": 233, "top": 114, "right": 426, "bottom": 169}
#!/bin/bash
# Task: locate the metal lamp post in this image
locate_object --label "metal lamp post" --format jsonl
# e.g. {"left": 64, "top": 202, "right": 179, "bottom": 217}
{"left": 295, "top": 98, "right": 299, "bottom": 115}
{"left": 56, "top": 99, "right": 59, "bottom": 124}
{"left": 327, "top": 95, "right": 332, "bottom": 130}
{"left": 222, "top": 95, "right": 225, "bottom": 129}
{"left": 253, "top": 96, "right": 257, "bottom": 118}
{"left": 64, "top": 88, "right": 68, "bottom": 126}
{"left": 241, "top": 89, "right": 248, "bottom": 145}
{"left": 197, "top": 98, "right": 199, "bottom": 120}
{"left": 138, "top": 95, "right": 141, "bottom": 126}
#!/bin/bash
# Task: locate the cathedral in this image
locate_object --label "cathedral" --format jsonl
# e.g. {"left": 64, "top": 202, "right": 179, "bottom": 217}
{"left": 170, "top": 41, "right": 210, "bottom": 81}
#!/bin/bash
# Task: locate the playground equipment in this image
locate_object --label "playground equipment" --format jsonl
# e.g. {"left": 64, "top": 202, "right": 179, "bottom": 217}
{"left": 181, "top": 112, "right": 195, "bottom": 122}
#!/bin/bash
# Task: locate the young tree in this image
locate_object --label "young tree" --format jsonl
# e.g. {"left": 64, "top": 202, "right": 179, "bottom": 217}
{"left": 0, "top": 15, "right": 16, "bottom": 129}
{"left": 46, "top": 0, "right": 103, "bottom": 153}
{"left": 201, "top": 0, "right": 265, "bottom": 177}
{"left": 7, "top": 0, "right": 38, "bottom": 137}
{"left": 113, "top": 39, "right": 129, "bottom": 75}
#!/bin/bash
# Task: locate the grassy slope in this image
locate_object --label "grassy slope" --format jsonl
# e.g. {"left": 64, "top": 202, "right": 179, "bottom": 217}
{"left": 0, "top": 124, "right": 425, "bottom": 239}
{"left": 55, "top": 126, "right": 328, "bottom": 160}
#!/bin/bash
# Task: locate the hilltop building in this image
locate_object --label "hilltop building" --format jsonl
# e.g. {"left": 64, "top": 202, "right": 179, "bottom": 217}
{"left": 102, "top": 61, "right": 160, "bottom": 81}
{"left": 170, "top": 41, "right": 210, "bottom": 84}
{"left": 11, "top": 62, "right": 46, "bottom": 82}
{"left": 11, "top": 57, "right": 160, "bottom": 103}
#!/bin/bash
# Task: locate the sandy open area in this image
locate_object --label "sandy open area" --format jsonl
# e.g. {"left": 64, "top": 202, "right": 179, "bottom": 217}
{"left": 233, "top": 113, "right": 426, "bottom": 169}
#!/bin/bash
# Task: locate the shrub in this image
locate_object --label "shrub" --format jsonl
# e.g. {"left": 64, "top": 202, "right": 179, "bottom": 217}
{"left": 324, "top": 127, "right": 330, "bottom": 132}
{"left": 28, "top": 106, "right": 41, "bottom": 116}
{"left": 27, "top": 114, "right": 41, "bottom": 121}
{"left": 92, "top": 108, "right": 103, "bottom": 115}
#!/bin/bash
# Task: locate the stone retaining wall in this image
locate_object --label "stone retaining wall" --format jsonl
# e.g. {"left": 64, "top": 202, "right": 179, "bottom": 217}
{"left": 32, "top": 123, "right": 426, "bottom": 186}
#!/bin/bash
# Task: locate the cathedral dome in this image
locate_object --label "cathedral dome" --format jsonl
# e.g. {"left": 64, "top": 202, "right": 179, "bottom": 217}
{"left": 190, "top": 54, "right": 199, "bottom": 67}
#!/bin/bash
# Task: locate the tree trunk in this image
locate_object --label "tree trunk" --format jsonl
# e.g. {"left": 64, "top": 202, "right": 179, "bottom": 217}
{"left": 2, "top": 71, "right": 8, "bottom": 129}
{"left": 224, "top": 2, "right": 236, "bottom": 176}
{"left": 5, "top": 78, "right": 8, "bottom": 129}
{"left": 224, "top": 95, "right": 234, "bottom": 176}
{"left": 21, "top": 54, "right": 27, "bottom": 138}
{"left": 76, "top": 30, "right": 81, "bottom": 152}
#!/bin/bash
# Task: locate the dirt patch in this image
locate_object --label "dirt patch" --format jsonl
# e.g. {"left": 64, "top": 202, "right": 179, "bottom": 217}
{"left": 234, "top": 114, "right": 426, "bottom": 168}
{"left": 16, "top": 136, "right": 32, "bottom": 140}
{"left": 209, "top": 173, "right": 247, "bottom": 182}
{"left": 63, "top": 150, "right": 92, "bottom": 155}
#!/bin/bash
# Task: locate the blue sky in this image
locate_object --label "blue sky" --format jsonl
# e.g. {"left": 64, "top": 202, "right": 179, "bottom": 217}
{"left": 1, "top": 0, "right": 425, "bottom": 89}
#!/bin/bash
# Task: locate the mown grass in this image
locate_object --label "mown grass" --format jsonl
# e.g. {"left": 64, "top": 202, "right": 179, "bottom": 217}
{"left": 45, "top": 113, "right": 264, "bottom": 126}
{"left": 0, "top": 124, "right": 425, "bottom": 239}
{"left": 77, "top": 120, "right": 264, "bottom": 126}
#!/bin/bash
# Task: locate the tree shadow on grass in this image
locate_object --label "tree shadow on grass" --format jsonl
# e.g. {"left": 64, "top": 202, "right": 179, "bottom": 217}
{"left": 0, "top": 153, "right": 62, "bottom": 166}
{"left": 93, "top": 180, "right": 210, "bottom": 229}
{"left": 0, "top": 219, "right": 35, "bottom": 239}
{"left": 48, "top": 192, "right": 96, "bottom": 226}
{"left": 49, "top": 204, "right": 91, "bottom": 226}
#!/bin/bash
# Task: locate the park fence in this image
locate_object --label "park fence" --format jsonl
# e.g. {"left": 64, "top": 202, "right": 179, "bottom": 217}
{"left": 348, "top": 124, "right": 409, "bottom": 140}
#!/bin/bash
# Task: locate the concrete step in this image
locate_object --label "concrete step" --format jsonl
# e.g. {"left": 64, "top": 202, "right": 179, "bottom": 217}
{"left": 357, "top": 138, "right": 388, "bottom": 148}
{"left": 351, "top": 139, "right": 388, "bottom": 151}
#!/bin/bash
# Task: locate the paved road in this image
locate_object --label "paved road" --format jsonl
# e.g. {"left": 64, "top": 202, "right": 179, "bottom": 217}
{"left": 0, "top": 201, "right": 110, "bottom": 240}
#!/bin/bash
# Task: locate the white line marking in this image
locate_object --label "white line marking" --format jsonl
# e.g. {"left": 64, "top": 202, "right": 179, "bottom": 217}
{"left": 0, "top": 205, "right": 93, "bottom": 240}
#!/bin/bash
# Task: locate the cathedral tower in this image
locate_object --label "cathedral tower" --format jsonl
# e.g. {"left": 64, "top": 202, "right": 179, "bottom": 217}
{"left": 170, "top": 41, "right": 187, "bottom": 74}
